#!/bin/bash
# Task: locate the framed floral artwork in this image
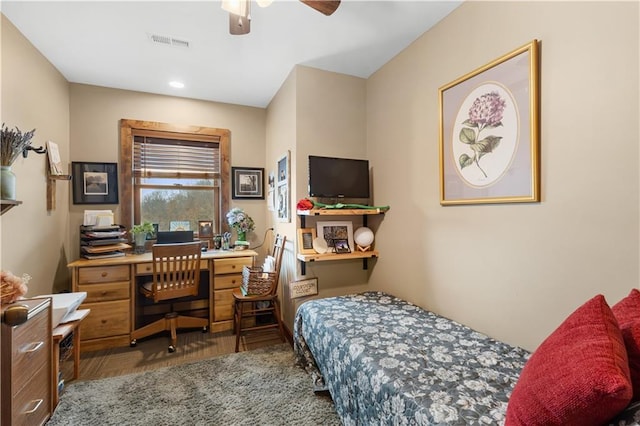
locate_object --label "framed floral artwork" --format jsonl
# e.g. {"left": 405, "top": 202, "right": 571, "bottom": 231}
{"left": 439, "top": 39, "right": 540, "bottom": 205}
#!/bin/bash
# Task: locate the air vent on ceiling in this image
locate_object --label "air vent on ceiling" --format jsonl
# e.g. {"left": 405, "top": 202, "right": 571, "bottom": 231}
{"left": 148, "top": 33, "right": 191, "bottom": 49}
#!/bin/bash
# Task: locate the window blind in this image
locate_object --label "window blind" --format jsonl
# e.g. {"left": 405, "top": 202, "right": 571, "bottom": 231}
{"left": 133, "top": 135, "right": 220, "bottom": 178}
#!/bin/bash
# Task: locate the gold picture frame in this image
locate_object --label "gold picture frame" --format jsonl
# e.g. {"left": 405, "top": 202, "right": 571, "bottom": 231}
{"left": 297, "top": 228, "right": 317, "bottom": 255}
{"left": 439, "top": 39, "right": 540, "bottom": 205}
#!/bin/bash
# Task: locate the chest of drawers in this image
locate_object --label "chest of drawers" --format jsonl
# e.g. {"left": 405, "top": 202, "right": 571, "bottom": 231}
{"left": 1, "top": 298, "right": 52, "bottom": 426}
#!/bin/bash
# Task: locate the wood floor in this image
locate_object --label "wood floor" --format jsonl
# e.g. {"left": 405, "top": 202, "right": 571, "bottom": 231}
{"left": 61, "top": 328, "right": 287, "bottom": 382}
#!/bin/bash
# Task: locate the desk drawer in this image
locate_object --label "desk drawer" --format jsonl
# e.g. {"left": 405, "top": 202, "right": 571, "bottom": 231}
{"left": 135, "top": 260, "right": 209, "bottom": 276}
{"left": 214, "top": 257, "right": 252, "bottom": 275}
{"left": 80, "top": 300, "right": 130, "bottom": 340}
{"left": 78, "top": 281, "right": 129, "bottom": 303}
{"left": 214, "top": 273, "right": 242, "bottom": 290}
{"left": 214, "top": 288, "right": 234, "bottom": 321}
{"left": 78, "top": 265, "right": 130, "bottom": 284}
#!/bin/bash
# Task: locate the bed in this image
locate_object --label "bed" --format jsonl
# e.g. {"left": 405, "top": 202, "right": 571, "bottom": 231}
{"left": 293, "top": 291, "right": 530, "bottom": 425}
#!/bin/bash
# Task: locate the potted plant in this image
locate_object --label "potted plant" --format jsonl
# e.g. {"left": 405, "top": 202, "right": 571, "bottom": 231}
{"left": 130, "top": 221, "right": 155, "bottom": 254}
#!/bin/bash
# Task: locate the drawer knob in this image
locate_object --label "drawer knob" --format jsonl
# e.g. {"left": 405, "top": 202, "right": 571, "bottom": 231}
{"left": 231, "top": 279, "right": 236, "bottom": 284}
{"left": 23, "top": 399, "right": 43, "bottom": 414}
{"left": 101, "top": 272, "right": 108, "bottom": 277}
{"left": 23, "top": 341, "right": 44, "bottom": 353}
{"left": 231, "top": 265, "right": 236, "bottom": 269}
{"left": 101, "top": 319, "right": 107, "bottom": 324}
{"left": 102, "top": 291, "right": 107, "bottom": 296}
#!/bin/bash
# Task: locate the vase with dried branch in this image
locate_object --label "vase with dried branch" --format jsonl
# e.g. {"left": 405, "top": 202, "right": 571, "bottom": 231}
{"left": 1, "top": 123, "right": 36, "bottom": 200}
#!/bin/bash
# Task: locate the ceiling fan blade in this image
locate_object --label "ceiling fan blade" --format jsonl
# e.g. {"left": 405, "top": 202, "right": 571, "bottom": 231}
{"left": 229, "top": 13, "right": 250, "bottom": 35}
{"left": 299, "top": 0, "right": 341, "bottom": 16}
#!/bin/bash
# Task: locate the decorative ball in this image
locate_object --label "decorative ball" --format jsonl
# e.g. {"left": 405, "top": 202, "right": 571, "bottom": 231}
{"left": 354, "top": 227, "right": 374, "bottom": 247}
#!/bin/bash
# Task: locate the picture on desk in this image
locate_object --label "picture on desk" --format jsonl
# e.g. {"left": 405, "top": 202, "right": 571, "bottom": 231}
{"left": 198, "top": 220, "right": 214, "bottom": 238}
{"left": 170, "top": 221, "right": 191, "bottom": 231}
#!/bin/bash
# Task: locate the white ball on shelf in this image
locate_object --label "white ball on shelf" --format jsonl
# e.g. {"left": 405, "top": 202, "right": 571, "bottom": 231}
{"left": 354, "top": 227, "right": 374, "bottom": 250}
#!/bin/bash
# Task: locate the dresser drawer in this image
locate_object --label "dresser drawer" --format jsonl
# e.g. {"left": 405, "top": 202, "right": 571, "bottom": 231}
{"left": 135, "top": 259, "right": 209, "bottom": 276}
{"left": 214, "top": 257, "right": 252, "bottom": 275}
{"left": 78, "top": 281, "right": 129, "bottom": 302}
{"left": 11, "top": 308, "right": 50, "bottom": 396}
{"left": 12, "top": 363, "right": 51, "bottom": 426}
{"left": 80, "top": 300, "right": 130, "bottom": 340}
{"left": 78, "top": 265, "right": 130, "bottom": 284}
{"left": 214, "top": 273, "right": 242, "bottom": 290}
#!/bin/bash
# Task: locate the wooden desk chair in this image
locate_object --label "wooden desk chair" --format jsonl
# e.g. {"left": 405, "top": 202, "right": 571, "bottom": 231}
{"left": 130, "top": 242, "right": 208, "bottom": 353}
{"left": 233, "top": 234, "right": 286, "bottom": 352}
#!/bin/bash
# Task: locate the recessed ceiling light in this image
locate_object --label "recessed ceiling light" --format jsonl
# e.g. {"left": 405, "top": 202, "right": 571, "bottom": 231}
{"left": 169, "top": 81, "right": 184, "bottom": 89}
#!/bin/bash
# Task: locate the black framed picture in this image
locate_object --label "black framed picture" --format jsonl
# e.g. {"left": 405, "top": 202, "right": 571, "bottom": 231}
{"left": 232, "top": 167, "right": 264, "bottom": 199}
{"left": 72, "top": 162, "right": 119, "bottom": 204}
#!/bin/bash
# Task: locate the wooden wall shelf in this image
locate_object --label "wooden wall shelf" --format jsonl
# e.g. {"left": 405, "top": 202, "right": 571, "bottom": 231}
{"left": 0, "top": 199, "right": 22, "bottom": 215}
{"left": 47, "top": 174, "right": 72, "bottom": 211}
{"left": 296, "top": 207, "right": 388, "bottom": 274}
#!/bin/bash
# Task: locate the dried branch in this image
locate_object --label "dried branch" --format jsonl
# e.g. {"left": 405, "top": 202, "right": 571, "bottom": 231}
{"left": 1, "top": 123, "right": 36, "bottom": 166}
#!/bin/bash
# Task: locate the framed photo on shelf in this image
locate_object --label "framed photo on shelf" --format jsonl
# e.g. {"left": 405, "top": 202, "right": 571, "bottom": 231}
{"left": 297, "top": 228, "right": 317, "bottom": 255}
{"left": 72, "top": 162, "right": 119, "bottom": 204}
{"left": 316, "top": 221, "right": 354, "bottom": 253}
{"left": 333, "top": 238, "right": 351, "bottom": 254}
{"left": 439, "top": 39, "right": 540, "bottom": 205}
{"left": 231, "top": 167, "right": 264, "bottom": 199}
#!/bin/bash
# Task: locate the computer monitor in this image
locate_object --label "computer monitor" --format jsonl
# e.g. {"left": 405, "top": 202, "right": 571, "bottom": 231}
{"left": 155, "top": 231, "right": 194, "bottom": 244}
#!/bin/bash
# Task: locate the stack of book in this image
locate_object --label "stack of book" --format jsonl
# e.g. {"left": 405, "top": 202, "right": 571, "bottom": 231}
{"left": 80, "top": 225, "right": 130, "bottom": 259}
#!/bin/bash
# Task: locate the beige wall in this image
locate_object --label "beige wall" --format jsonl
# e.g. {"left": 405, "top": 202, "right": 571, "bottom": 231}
{"left": 68, "top": 84, "right": 268, "bottom": 261}
{"left": 265, "top": 65, "right": 371, "bottom": 327}
{"left": 366, "top": 1, "right": 640, "bottom": 351}
{"left": 1, "top": 15, "right": 71, "bottom": 296}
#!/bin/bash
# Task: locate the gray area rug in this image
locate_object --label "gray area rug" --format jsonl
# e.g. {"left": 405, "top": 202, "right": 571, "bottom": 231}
{"left": 47, "top": 344, "right": 340, "bottom": 426}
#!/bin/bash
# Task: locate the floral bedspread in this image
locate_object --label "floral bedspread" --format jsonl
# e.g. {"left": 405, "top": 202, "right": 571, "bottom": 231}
{"left": 293, "top": 291, "right": 530, "bottom": 425}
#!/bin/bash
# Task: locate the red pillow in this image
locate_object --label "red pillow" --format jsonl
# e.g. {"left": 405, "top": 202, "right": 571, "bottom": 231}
{"left": 612, "top": 289, "right": 640, "bottom": 327}
{"left": 612, "top": 289, "right": 640, "bottom": 401}
{"left": 506, "top": 295, "right": 632, "bottom": 426}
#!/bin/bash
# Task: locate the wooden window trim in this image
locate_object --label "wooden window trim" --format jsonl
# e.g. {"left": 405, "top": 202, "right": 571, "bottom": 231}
{"left": 119, "top": 119, "right": 230, "bottom": 234}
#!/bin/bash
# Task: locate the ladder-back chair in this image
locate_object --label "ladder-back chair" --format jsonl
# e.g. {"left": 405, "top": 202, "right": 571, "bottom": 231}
{"left": 233, "top": 234, "right": 287, "bottom": 352}
{"left": 130, "top": 242, "right": 208, "bottom": 352}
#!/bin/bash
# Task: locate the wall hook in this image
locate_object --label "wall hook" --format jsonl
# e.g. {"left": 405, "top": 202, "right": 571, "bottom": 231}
{"left": 22, "top": 145, "right": 47, "bottom": 158}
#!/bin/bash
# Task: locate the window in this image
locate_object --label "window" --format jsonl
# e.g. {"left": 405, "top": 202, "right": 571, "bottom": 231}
{"left": 119, "top": 120, "right": 230, "bottom": 236}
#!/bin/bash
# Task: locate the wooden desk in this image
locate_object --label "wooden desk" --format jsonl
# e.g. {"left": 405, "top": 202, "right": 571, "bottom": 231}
{"left": 52, "top": 309, "right": 90, "bottom": 408}
{"left": 67, "top": 249, "right": 257, "bottom": 352}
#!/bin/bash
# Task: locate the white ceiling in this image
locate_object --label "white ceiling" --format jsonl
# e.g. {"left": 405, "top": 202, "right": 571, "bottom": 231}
{"left": 2, "top": 0, "right": 461, "bottom": 108}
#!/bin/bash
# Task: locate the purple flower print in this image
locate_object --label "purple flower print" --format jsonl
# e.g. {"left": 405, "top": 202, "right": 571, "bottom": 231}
{"left": 458, "top": 91, "right": 506, "bottom": 178}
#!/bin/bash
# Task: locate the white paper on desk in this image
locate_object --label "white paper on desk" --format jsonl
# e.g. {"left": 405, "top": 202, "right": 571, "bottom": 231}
{"left": 84, "top": 210, "right": 113, "bottom": 226}
{"left": 60, "top": 309, "right": 89, "bottom": 324}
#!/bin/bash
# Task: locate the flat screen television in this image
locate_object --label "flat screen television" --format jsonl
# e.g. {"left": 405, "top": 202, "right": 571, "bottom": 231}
{"left": 308, "top": 155, "right": 370, "bottom": 199}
